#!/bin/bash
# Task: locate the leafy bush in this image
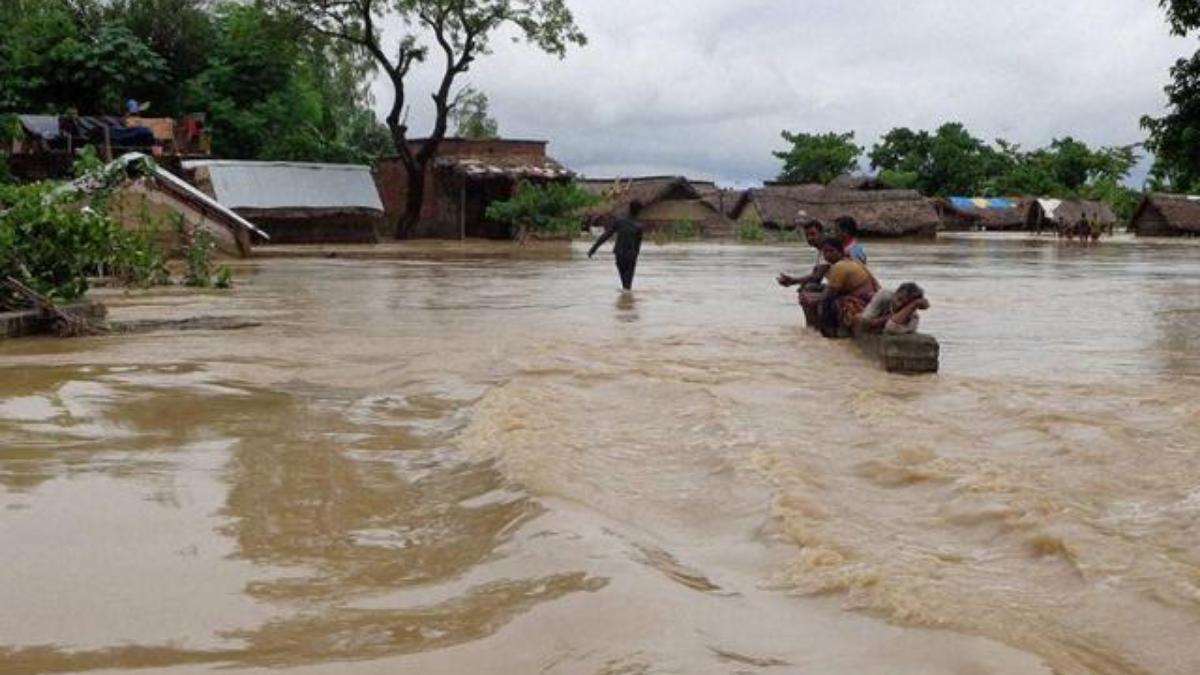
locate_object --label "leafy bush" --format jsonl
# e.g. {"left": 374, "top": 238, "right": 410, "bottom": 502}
{"left": 0, "top": 182, "right": 166, "bottom": 309}
{"left": 738, "top": 220, "right": 765, "bottom": 242}
{"left": 672, "top": 221, "right": 698, "bottom": 240}
{"left": 485, "top": 180, "right": 601, "bottom": 241}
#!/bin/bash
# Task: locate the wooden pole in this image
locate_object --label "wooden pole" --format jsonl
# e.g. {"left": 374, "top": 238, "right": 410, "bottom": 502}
{"left": 460, "top": 178, "right": 466, "bottom": 241}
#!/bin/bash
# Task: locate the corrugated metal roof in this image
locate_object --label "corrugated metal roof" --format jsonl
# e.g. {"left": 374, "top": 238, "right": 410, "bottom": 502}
{"left": 182, "top": 160, "right": 384, "bottom": 212}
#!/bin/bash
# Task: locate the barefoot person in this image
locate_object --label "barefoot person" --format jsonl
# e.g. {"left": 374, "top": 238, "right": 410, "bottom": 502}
{"left": 588, "top": 200, "right": 646, "bottom": 291}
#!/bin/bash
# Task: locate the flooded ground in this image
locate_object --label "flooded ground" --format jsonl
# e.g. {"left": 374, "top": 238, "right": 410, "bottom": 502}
{"left": 2, "top": 234, "right": 1199, "bottom": 675}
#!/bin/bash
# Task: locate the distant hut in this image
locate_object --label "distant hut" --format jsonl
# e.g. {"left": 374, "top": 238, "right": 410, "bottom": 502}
{"left": 935, "top": 197, "right": 1028, "bottom": 231}
{"left": 1026, "top": 199, "right": 1117, "bottom": 233}
{"left": 580, "top": 176, "right": 737, "bottom": 238}
{"left": 184, "top": 160, "right": 385, "bottom": 244}
{"left": 373, "top": 138, "right": 574, "bottom": 239}
{"left": 691, "top": 181, "right": 745, "bottom": 219}
{"left": 732, "top": 184, "right": 939, "bottom": 237}
{"left": 1131, "top": 193, "right": 1200, "bottom": 237}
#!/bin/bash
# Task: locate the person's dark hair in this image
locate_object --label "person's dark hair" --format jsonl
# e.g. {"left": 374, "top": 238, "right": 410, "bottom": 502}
{"left": 628, "top": 200, "right": 644, "bottom": 218}
{"left": 801, "top": 219, "right": 823, "bottom": 232}
{"left": 820, "top": 236, "right": 844, "bottom": 252}
{"left": 835, "top": 216, "right": 860, "bottom": 237}
{"left": 896, "top": 282, "right": 924, "bottom": 300}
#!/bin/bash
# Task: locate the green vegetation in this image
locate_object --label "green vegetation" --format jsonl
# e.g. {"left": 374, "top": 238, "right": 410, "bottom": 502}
{"left": 283, "top": 0, "right": 587, "bottom": 237}
{"left": 180, "top": 224, "right": 229, "bottom": 288}
{"left": 774, "top": 131, "right": 863, "bottom": 184}
{"left": 485, "top": 180, "right": 600, "bottom": 241}
{"left": 453, "top": 88, "right": 500, "bottom": 140}
{"left": 1142, "top": 1, "right": 1200, "bottom": 192}
{"left": 0, "top": 181, "right": 165, "bottom": 309}
{"left": 0, "top": 0, "right": 391, "bottom": 163}
{"left": 738, "top": 220, "right": 765, "bottom": 242}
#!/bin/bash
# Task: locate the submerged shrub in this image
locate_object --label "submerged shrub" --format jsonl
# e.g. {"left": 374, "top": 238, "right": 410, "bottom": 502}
{"left": 0, "top": 182, "right": 167, "bottom": 309}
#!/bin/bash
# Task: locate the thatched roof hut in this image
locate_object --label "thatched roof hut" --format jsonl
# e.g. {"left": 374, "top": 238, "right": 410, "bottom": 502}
{"left": 1026, "top": 199, "right": 1117, "bottom": 231}
{"left": 580, "top": 176, "right": 736, "bottom": 238}
{"left": 1132, "top": 193, "right": 1200, "bottom": 236}
{"left": 691, "top": 181, "right": 745, "bottom": 218}
{"left": 934, "top": 197, "right": 1029, "bottom": 231}
{"left": 732, "top": 184, "right": 939, "bottom": 238}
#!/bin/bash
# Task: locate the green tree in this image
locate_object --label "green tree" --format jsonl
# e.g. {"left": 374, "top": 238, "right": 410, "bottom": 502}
{"left": 282, "top": 0, "right": 587, "bottom": 238}
{"left": 1161, "top": 0, "right": 1200, "bottom": 35}
{"left": 1143, "top": 1, "right": 1200, "bottom": 191}
{"left": 0, "top": 1, "right": 169, "bottom": 114}
{"left": 484, "top": 180, "right": 599, "bottom": 241}
{"left": 103, "top": 0, "right": 217, "bottom": 115}
{"left": 870, "top": 123, "right": 1002, "bottom": 196}
{"left": 452, "top": 87, "right": 499, "bottom": 139}
{"left": 773, "top": 130, "right": 862, "bottom": 184}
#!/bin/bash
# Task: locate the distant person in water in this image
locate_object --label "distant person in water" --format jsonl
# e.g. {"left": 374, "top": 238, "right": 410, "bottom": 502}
{"left": 588, "top": 199, "right": 645, "bottom": 290}
{"left": 835, "top": 216, "right": 868, "bottom": 264}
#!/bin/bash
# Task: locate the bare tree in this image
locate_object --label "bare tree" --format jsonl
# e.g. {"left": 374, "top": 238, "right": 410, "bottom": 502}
{"left": 284, "top": 0, "right": 585, "bottom": 238}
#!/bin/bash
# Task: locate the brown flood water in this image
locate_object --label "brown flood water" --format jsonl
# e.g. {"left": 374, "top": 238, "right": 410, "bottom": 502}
{"left": 2, "top": 234, "right": 1199, "bottom": 675}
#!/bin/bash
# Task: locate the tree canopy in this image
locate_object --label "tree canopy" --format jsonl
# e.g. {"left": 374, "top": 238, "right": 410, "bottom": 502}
{"left": 0, "top": 0, "right": 391, "bottom": 163}
{"left": 282, "top": 0, "right": 587, "bottom": 237}
{"left": 452, "top": 87, "right": 499, "bottom": 139}
{"left": 773, "top": 131, "right": 862, "bottom": 184}
{"left": 1143, "top": 1, "right": 1200, "bottom": 191}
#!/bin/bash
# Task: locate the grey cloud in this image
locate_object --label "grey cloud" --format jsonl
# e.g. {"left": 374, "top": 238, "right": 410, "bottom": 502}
{"left": 375, "top": 0, "right": 1192, "bottom": 185}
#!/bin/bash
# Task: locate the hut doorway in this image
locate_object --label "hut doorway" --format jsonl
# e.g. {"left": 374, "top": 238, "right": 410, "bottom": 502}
{"left": 462, "top": 177, "right": 517, "bottom": 239}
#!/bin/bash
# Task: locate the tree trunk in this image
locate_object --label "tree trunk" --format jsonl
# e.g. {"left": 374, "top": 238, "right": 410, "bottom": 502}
{"left": 401, "top": 164, "right": 426, "bottom": 239}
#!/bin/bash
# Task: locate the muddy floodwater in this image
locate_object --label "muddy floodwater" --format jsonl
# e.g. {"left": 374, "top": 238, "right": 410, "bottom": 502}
{"left": 2, "top": 235, "right": 1199, "bottom": 675}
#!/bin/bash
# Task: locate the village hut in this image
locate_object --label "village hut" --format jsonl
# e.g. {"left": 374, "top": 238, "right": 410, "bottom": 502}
{"left": 1026, "top": 199, "right": 1118, "bottom": 233}
{"left": 934, "top": 197, "right": 1029, "bottom": 231}
{"left": 691, "top": 181, "right": 745, "bottom": 218}
{"left": 580, "top": 176, "right": 737, "bottom": 238}
{"left": 184, "top": 160, "right": 384, "bottom": 244}
{"left": 1131, "top": 193, "right": 1200, "bottom": 236}
{"left": 64, "top": 153, "right": 266, "bottom": 258}
{"left": 373, "top": 138, "right": 574, "bottom": 239}
{"left": 733, "top": 184, "right": 939, "bottom": 237}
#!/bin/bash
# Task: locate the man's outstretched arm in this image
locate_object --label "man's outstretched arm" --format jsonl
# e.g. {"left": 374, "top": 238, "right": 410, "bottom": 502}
{"left": 588, "top": 229, "right": 614, "bottom": 258}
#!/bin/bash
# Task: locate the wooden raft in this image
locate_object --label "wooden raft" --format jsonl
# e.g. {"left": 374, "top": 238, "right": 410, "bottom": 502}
{"left": 802, "top": 304, "right": 940, "bottom": 374}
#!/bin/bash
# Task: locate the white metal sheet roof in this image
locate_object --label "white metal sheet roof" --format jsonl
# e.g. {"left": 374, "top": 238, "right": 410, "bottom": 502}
{"left": 182, "top": 160, "right": 384, "bottom": 212}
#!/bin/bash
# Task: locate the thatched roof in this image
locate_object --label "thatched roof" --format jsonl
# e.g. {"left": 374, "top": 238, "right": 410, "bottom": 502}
{"left": 734, "top": 184, "right": 939, "bottom": 237}
{"left": 580, "top": 176, "right": 737, "bottom": 236}
{"left": 935, "top": 196, "right": 1029, "bottom": 230}
{"left": 1031, "top": 199, "right": 1116, "bottom": 227}
{"left": 692, "top": 182, "right": 745, "bottom": 217}
{"left": 579, "top": 176, "right": 700, "bottom": 216}
{"left": 1133, "top": 193, "right": 1200, "bottom": 234}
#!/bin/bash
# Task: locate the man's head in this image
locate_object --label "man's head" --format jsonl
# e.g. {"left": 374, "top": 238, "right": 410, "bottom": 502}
{"left": 820, "top": 236, "right": 846, "bottom": 264}
{"left": 893, "top": 282, "right": 925, "bottom": 307}
{"left": 800, "top": 220, "right": 824, "bottom": 247}
{"left": 628, "top": 200, "right": 644, "bottom": 218}
{"left": 835, "top": 216, "right": 859, "bottom": 241}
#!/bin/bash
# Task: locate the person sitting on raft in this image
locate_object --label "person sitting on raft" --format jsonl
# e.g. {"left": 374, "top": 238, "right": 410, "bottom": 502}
{"left": 776, "top": 220, "right": 828, "bottom": 291}
{"left": 835, "top": 215, "right": 868, "bottom": 264}
{"left": 816, "top": 236, "right": 879, "bottom": 338}
{"left": 856, "top": 282, "right": 930, "bottom": 335}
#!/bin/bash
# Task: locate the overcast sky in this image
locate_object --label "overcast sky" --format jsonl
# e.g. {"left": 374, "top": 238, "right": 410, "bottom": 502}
{"left": 375, "top": 0, "right": 1194, "bottom": 187}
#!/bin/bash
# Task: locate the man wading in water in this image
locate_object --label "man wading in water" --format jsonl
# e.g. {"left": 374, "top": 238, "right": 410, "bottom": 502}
{"left": 588, "top": 200, "right": 645, "bottom": 291}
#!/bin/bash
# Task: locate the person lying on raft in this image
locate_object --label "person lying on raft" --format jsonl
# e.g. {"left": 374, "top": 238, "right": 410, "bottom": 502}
{"left": 776, "top": 220, "right": 828, "bottom": 291}
{"left": 815, "top": 236, "right": 879, "bottom": 338}
{"left": 856, "top": 282, "right": 930, "bottom": 335}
